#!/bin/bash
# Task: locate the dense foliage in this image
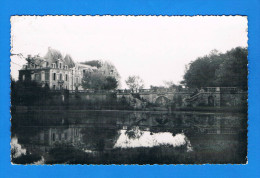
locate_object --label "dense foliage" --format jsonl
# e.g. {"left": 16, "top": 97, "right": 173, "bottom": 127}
{"left": 182, "top": 47, "right": 248, "bottom": 90}
{"left": 81, "top": 60, "right": 121, "bottom": 89}
{"left": 81, "top": 71, "right": 118, "bottom": 90}
{"left": 11, "top": 79, "right": 52, "bottom": 106}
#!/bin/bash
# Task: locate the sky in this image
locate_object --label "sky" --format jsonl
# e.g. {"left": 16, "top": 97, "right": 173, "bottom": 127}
{"left": 10, "top": 16, "right": 248, "bottom": 89}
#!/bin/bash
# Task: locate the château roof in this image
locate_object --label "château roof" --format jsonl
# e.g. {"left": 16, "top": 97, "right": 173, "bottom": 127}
{"left": 43, "top": 47, "right": 76, "bottom": 67}
{"left": 76, "top": 63, "right": 98, "bottom": 71}
{"left": 25, "top": 47, "right": 95, "bottom": 70}
{"left": 44, "top": 47, "right": 63, "bottom": 64}
{"left": 64, "top": 54, "right": 75, "bottom": 68}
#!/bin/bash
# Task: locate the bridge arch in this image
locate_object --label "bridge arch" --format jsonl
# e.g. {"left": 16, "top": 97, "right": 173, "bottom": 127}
{"left": 155, "top": 96, "right": 170, "bottom": 106}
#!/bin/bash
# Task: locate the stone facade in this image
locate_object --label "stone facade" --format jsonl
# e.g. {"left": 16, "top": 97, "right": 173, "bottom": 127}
{"left": 18, "top": 48, "right": 97, "bottom": 90}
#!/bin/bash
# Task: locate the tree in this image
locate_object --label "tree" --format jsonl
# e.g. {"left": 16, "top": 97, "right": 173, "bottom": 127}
{"left": 150, "top": 85, "right": 165, "bottom": 90}
{"left": 163, "top": 81, "right": 176, "bottom": 88}
{"left": 11, "top": 79, "right": 51, "bottom": 106}
{"left": 182, "top": 47, "right": 248, "bottom": 90}
{"left": 81, "top": 72, "right": 106, "bottom": 90}
{"left": 99, "top": 60, "right": 121, "bottom": 84}
{"left": 215, "top": 47, "right": 248, "bottom": 90}
{"left": 103, "top": 76, "right": 118, "bottom": 90}
{"left": 81, "top": 60, "right": 121, "bottom": 87}
{"left": 163, "top": 81, "right": 183, "bottom": 90}
{"left": 81, "top": 72, "right": 118, "bottom": 90}
{"left": 182, "top": 54, "right": 224, "bottom": 88}
{"left": 125, "top": 75, "right": 144, "bottom": 91}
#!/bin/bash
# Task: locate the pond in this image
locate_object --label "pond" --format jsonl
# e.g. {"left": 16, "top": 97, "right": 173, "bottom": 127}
{"left": 11, "top": 110, "right": 247, "bottom": 164}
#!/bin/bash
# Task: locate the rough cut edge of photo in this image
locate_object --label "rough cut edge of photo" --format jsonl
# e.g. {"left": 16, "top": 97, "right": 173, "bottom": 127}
{"left": 10, "top": 15, "right": 248, "bottom": 165}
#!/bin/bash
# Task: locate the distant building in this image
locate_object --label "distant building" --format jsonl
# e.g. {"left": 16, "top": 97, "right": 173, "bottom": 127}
{"left": 18, "top": 47, "right": 97, "bottom": 90}
{"left": 98, "top": 61, "right": 120, "bottom": 80}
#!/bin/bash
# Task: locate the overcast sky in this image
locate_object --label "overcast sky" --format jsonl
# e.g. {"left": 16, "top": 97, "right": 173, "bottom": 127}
{"left": 11, "top": 16, "right": 248, "bottom": 88}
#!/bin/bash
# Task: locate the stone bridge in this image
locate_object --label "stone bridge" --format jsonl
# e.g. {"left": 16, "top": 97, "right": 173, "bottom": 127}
{"left": 116, "top": 87, "right": 247, "bottom": 107}
{"left": 116, "top": 88, "right": 177, "bottom": 106}
{"left": 67, "top": 87, "right": 246, "bottom": 108}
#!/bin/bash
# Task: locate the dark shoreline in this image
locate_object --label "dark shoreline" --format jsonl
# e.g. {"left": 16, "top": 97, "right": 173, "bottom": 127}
{"left": 13, "top": 105, "right": 247, "bottom": 114}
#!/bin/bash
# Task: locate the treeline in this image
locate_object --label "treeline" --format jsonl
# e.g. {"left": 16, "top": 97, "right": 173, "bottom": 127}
{"left": 80, "top": 60, "right": 121, "bottom": 90}
{"left": 81, "top": 73, "right": 118, "bottom": 90}
{"left": 11, "top": 79, "right": 53, "bottom": 106}
{"left": 182, "top": 47, "right": 248, "bottom": 91}
{"left": 11, "top": 79, "right": 132, "bottom": 110}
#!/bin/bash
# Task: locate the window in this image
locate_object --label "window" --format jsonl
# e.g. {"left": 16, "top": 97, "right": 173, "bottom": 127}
{"left": 65, "top": 74, "right": 68, "bottom": 81}
{"left": 22, "top": 75, "right": 25, "bottom": 81}
{"left": 35, "top": 74, "right": 40, "bottom": 81}
{"left": 65, "top": 85, "right": 67, "bottom": 89}
{"left": 46, "top": 62, "right": 49, "bottom": 67}
{"left": 52, "top": 63, "right": 56, "bottom": 68}
{"left": 41, "top": 71, "right": 45, "bottom": 81}
{"left": 60, "top": 85, "right": 62, "bottom": 90}
{"left": 65, "top": 65, "right": 68, "bottom": 70}
{"left": 60, "top": 74, "right": 62, "bottom": 81}
{"left": 52, "top": 133, "right": 55, "bottom": 141}
{"left": 45, "top": 72, "right": 49, "bottom": 80}
{"left": 59, "top": 63, "right": 62, "bottom": 69}
{"left": 53, "top": 85, "right": 56, "bottom": 90}
{"left": 76, "top": 77, "right": 79, "bottom": 84}
{"left": 53, "top": 73, "right": 56, "bottom": 81}
{"left": 31, "top": 74, "right": 35, "bottom": 80}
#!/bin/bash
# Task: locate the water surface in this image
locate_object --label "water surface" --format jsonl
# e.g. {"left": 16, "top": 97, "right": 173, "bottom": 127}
{"left": 11, "top": 110, "right": 247, "bottom": 164}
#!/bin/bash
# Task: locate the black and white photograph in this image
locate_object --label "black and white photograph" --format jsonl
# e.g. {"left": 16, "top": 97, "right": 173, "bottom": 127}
{"left": 10, "top": 16, "right": 248, "bottom": 164}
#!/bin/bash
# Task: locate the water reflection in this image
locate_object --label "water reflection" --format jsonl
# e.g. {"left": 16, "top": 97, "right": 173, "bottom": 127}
{"left": 11, "top": 111, "right": 247, "bottom": 164}
{"left": 114, "top": 126, "right": 192, "bottom": 152}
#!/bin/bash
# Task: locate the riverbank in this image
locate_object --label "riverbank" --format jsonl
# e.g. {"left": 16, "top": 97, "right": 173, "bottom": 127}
{"left": 13, "top": 105, "right": 247, "bottom": 114}
{"left": 173, "top": 106, "right": 247, "bottom": 113}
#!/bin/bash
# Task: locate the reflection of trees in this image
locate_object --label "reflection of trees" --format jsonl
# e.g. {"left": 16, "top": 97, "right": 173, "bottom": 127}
{"left": 81, "top": 127, "right": 118, "bottom": 151}
{"left": 47, "top": 144, "right": 88, "bottom": 164}
{"left": 12, "top": 153, "right": 42, "bottom": 164}
{"left": 12, "top": 127, "right": 46, "bottom": 145}
{"left": 125, "top": 126, "right": 144, "bottom": 139}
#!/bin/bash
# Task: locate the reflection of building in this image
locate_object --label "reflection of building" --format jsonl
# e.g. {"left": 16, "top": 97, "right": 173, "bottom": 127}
{"left": 18, "top": 47, "right": 97, "bottom": 90}
{"left": 20, "top": 125, "right": 84, "bottom": 154}
{"left": 42, "top": 126, "right": 82, "bottom": 146}
{"left": 30, "top": 126, "right": 83, "bottom": 149}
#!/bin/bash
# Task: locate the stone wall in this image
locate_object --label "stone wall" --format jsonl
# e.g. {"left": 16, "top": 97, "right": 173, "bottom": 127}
{"left": 220, "top": 92, "right": 247, "bottom": 106}
{"left": 68, "top": 92, "right": 109, "bottom": 103}
{"left": 56, "top": 90, "right": 247, "bottom": 108}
